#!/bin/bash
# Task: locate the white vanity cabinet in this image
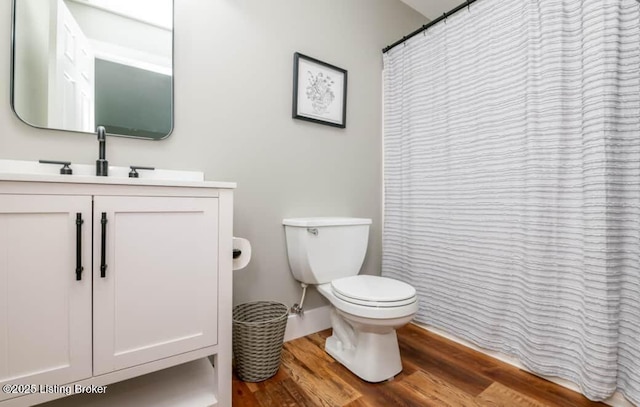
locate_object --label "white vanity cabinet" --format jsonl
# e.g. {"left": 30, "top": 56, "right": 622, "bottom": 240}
{"left": 0, "top": 176, "right": 234, "bottom": 407}
{"left": 0, "top": 195, "right": 93, "bottom": 399}
{"left": 92, "top": 196, "right": 219, "bottom": 375}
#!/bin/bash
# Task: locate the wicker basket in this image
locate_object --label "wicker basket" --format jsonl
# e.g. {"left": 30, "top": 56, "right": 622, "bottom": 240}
{"left": 233, "top": 301, "right": 289, "bottom": 382}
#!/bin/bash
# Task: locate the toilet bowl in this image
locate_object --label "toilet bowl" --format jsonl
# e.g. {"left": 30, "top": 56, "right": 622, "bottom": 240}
{"left": 317, "top": 275, "right": 418, "bottom": 382}
{"left": 283, "top": 217, "right": 418, "bottom": 382}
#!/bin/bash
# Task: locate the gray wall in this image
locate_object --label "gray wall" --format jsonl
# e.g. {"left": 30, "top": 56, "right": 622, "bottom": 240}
{"left": 0, "top": 0, "right": 426, "bottom": 310}
{"left": 94, "top": 59, "right": 172, "bottom": 139}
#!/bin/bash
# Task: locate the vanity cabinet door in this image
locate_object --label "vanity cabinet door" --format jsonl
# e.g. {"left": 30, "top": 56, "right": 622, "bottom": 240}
{"left": 0, "top": 195, "right": 92, "bottom": 401}
{"left": 92, "top": 196, "right": 219, "bottom": 375}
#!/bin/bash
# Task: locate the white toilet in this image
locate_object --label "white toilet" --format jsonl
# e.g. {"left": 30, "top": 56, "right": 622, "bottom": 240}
{"left": 283, "top": 217, "right": 418, "bottom": 382}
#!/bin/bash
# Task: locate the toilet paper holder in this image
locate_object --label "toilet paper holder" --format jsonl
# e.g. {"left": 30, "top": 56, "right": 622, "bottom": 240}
{"left": 232, "top": 237, "right": 251, "bottom": 271}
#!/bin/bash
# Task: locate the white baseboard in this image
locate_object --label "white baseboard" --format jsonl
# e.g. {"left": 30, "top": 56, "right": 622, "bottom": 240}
{"left": 414, "top": 323, "right": 634, "bottom": 407}
{"left": 284, "top": 305, "right": 331, "bottom": 342}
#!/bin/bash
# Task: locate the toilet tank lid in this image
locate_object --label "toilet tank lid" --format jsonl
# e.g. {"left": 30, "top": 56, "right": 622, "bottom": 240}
{"left": 283, "top": 217, "right": 372, "bottom": 227}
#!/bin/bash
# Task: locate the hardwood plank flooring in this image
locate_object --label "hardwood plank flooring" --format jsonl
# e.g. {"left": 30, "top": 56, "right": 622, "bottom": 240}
{"left": 232, "top": 324, "right": 607, "bottom": 407}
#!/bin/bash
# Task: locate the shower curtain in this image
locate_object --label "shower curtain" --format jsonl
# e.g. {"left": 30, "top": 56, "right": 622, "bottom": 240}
{"left": 382, "top": 0, "right": 640, "bottom": 403}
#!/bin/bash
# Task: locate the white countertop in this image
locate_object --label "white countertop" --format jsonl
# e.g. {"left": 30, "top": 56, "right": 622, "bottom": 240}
{"left": 0, "top": 160, "right": 236, "bottom": 189}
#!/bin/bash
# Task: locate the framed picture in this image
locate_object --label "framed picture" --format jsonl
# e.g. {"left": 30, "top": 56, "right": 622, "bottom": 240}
{"left": 292, "top": 52, "right": 347, "bottom": 128}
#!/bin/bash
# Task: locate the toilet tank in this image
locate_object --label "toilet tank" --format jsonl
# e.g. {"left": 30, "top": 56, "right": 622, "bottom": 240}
{"left": 283, "top": 217, "right": 372, "bottom": 284}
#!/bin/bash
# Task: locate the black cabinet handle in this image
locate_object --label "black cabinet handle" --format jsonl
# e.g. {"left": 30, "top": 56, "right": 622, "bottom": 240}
{"left": 100, "top": 212, "right": 108, "bottom": 278}
{"left": 75, "top": 213, "right": 83, "bottom": 281}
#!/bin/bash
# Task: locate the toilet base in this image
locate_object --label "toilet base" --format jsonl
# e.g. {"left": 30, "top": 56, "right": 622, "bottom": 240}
{"left": 324, "top": 330, "right": 402, "bottom": 383}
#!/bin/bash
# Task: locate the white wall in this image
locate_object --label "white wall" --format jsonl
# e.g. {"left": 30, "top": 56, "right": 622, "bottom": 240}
{"left": 12, "top": 0, "right": 50, "bottom": 126}
{"left": 65, "top": 0, "right": 172, "bottom": 70}
{"left": 400, "top": 0, "right": 461, "bottom": 19}
{"left": 0, "top": 0, "right": 426, "bottom": 311}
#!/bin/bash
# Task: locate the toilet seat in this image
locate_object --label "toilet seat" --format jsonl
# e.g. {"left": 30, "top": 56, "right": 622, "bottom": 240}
{"left": 318, "top": 275, "right": 418, "bottom": 320}
{"left": 331, "top": 275, "right": 416, "bottom": 308}
{"left": 318, "top": 282, "right": 418, "bottom": 320}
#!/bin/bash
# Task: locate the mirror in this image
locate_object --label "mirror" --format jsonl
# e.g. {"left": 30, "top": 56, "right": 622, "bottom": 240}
{"left": 11, "top": 0, "right": 173, "bottom": 140}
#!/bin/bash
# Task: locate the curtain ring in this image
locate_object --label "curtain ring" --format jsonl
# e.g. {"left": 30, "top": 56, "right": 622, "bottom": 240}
{"left": 443, "top": 12, "right": 447, "bottom": 23}
{"left": 422, "top": 24, "right": 427, "bottom": 36}
{"left": 467, "top": 0, "right": 471, "bottom": 11}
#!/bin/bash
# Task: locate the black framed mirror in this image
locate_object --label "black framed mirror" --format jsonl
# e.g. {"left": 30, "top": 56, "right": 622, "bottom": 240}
{"left": 11, "top": 0, "right": 173, "bottom": 140}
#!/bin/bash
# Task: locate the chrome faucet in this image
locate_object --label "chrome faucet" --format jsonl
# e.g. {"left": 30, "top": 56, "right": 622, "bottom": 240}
{"left": 96, "top": 126, "right": 108, "bottom": 176}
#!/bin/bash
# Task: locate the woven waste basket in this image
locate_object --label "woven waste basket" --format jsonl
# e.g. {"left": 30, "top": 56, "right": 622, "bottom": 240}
{"left": 233, "top": 301, "right": 289, "bottom": 382}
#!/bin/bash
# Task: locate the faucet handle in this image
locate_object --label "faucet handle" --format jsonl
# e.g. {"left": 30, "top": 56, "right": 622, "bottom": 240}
{"left": 129, "top": 166, "right": 156, "bottom": 178}
{"left": 39, "top": 160, "right": 73, "bottom": 175}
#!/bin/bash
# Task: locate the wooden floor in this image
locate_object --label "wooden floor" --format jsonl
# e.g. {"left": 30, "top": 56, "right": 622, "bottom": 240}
{"left": 232, "top": 324, "right": 607, "bottom": 407}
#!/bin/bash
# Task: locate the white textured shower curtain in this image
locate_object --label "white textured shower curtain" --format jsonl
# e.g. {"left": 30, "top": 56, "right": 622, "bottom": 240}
{"left": 382, "top": 0, "right": 640, "bottom": 403}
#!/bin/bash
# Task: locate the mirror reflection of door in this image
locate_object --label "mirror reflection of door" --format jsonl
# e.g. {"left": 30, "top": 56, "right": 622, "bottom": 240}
{"left": 12, "top": 0, "right": 173, "bottom": 140}
{"left": 49, "top": 0, "right": 95, "bottom": 132}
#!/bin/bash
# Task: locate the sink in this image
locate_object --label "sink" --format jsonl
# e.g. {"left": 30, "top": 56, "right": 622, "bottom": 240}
{"left": 0, "top": 159, "right": 202, "bottom": 180}
{"left": 0, "top": 159, "right": 236, "bottom": 189}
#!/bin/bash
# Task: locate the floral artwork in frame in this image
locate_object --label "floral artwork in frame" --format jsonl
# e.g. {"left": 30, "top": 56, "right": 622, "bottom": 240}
{"left": 292, "top": 52, "right": 347, "bottom": 128}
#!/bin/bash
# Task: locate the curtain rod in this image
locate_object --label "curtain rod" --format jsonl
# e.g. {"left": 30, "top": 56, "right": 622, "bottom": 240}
{"left": 383, "top": 0, "right": 478, "bottom": 54}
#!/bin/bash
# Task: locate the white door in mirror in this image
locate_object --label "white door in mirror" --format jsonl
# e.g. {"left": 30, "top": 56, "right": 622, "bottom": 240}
{"left": 49, "top": 0, "right": 95, "bottom": 132}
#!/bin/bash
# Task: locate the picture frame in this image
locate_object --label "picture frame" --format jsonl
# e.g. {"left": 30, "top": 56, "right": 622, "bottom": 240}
{"left": 292, "top": 52, "right": 347, "bottom": 128}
